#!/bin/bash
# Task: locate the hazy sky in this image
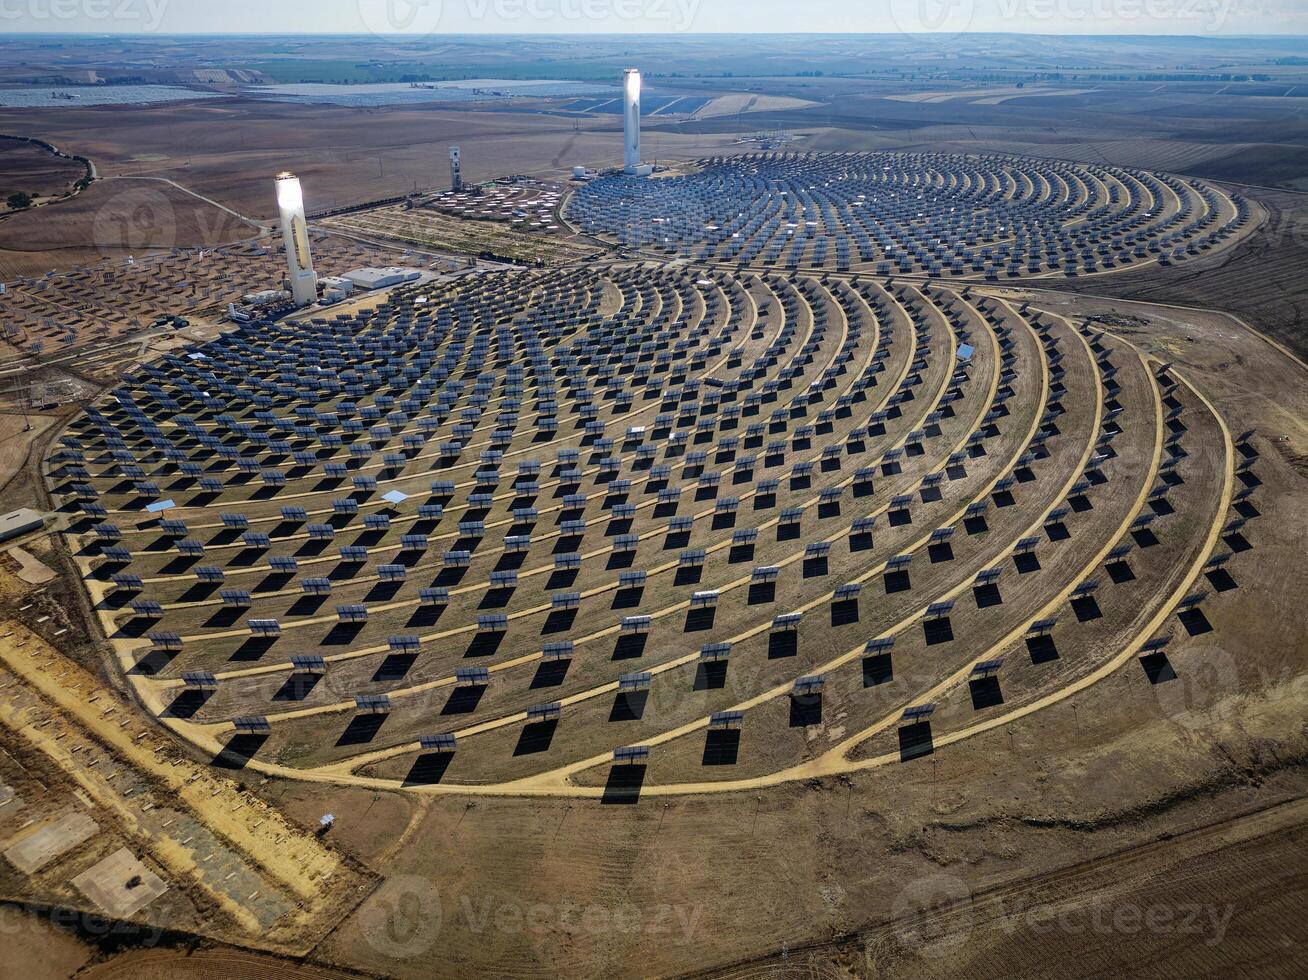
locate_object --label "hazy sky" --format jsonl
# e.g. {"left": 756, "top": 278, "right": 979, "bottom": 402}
{"left": 1, "top": 0, "right": 1304, "bottom": 36}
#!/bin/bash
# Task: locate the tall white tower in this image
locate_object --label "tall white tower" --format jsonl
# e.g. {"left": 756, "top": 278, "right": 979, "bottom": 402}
{"left": 450, "top": 146, "right": 462, "bottom": 192}
{"left": 274, "top": 172, "right": 317, "bottom": 308}
{"left": 623, "top": 68, "right": 641, "bottom": 174}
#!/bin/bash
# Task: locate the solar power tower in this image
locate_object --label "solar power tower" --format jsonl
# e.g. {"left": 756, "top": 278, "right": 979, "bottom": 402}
{"left": 274, "top": 171, "right": 317, "bottom": 307}
{"left": 450, "top": 146, "right": 463, "bottom": 192}
{"left": 623, "top": 68, "right": 642, "bottom": 174}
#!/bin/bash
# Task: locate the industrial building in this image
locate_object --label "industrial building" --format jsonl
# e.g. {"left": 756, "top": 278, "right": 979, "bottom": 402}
{"left": 241, "top": 289, "right": 288, "bottom": 306}
{"left": 0, "top": 509, "right": 44, "bottom": 543}
{"left": 342, "top": 267, "right": 424, "bottom": 291}
{"left": 318, "top": 276, "right": 355, "bottom": 303}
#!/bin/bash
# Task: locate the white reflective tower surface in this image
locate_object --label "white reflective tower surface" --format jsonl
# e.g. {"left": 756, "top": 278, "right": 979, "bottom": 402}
{"left": 274, "top": 172, "right": 317, "bottom": 307}
{"left": 623, "top": 68, "right": 641, "bottom": 174}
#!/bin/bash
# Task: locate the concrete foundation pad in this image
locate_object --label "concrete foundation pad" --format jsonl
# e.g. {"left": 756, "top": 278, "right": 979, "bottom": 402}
{"left": 3, "top": 811, "right": 98, "bottom": 875}
{"left": 73, "top": 847, "right": 168, "bottom": 919}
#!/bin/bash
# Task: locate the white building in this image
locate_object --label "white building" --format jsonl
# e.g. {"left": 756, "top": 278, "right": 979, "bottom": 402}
{"left": 275, "top": 172, "right": 318, "bottom": 307}
{"left": 0, "top": 509, "right": 43, "bottom": 542}
{"left": 318, "top": 276, "right": 355, "bottom": 295}
{"left": 343, "top": 267, "right": 424, "bottom": 290}
{"left": 318, "top": 275, "right": 355, "bottom": 304}
{"left": 242, "top": 288, "right": 289, "bottom": 306}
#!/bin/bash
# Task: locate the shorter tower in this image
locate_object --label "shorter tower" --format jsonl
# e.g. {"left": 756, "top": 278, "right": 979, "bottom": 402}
{"left": 274, "top": 172, "right": 317, "bottom": 307}
{"left": 623, "top": 68, "right": 641, "bottom": 174}
{"left": 450, "top": 146, "right": 462, "bottom": 192}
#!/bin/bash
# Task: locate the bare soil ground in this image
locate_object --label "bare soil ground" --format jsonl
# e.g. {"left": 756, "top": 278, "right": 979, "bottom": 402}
{"left": 0, "top": 178, "right": 259, "bottom": 255}
{"left": 79, "top": 947, "right": 368, "bottom": 980}
{"left": 0, "top": 411, "right": 61, "bottom": 513}
{"left": 0, "top": 911, "right": 95, "bottom": 979}
{"left": 701, "top": 793, "right": 1308, "bottom": 979}
{"left": 0, "top": 138, "right": 84, "bottom": 212}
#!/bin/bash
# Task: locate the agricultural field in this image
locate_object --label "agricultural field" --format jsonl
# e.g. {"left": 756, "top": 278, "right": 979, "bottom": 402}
{"left": 0, "top": 138, "right": 86, "bottom": 213}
